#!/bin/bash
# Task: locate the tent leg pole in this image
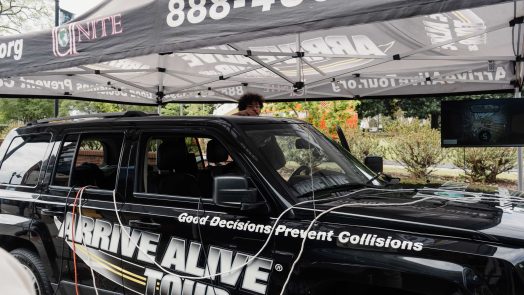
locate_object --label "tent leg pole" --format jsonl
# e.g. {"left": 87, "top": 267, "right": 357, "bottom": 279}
{"left": 54, "top": 0, "right": 60, "bottom": 117}
{"left": 516, "top": 88, "right": 523, "bottom": 191}
{"left": 54, "top": 100, "right": 59, "bottom": 117}
{"left": 519, "top": 148, "right": 523, "bottom": 191}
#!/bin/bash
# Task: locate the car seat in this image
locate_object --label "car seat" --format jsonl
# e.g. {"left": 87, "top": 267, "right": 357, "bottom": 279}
{"left": 154, "top": 139, "right": 200, "bottom": 197}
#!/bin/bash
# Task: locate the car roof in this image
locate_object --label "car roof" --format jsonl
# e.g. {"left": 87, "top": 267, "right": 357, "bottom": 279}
{"left": 18, "top": 115, "right": 306, "bottom": 134}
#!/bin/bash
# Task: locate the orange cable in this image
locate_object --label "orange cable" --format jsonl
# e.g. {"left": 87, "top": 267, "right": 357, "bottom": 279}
{"left": 70, "top": 187, "right": 86, "bottom": 295}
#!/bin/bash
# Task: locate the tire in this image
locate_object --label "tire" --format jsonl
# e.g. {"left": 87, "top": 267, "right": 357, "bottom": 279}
{"left": 11, "top": 248, "right": 53, "bottom": 295}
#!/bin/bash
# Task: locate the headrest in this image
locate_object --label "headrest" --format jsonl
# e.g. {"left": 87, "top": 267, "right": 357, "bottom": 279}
{"left": 207, "top": 139, "right": 229, "bottom": 163}
{"left": 157, "top": 139, "right": 188, "bottom": 171}
{"left": 260, "top": 136, "right": 286, "bottom": 170}
{"left": 72, "top": 162, "right": 103, "bottom": 187}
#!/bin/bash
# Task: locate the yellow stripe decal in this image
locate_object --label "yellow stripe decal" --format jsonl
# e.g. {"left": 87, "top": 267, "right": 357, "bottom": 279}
{"left": 453, "top": 11, "right": 471, "bottom": 24}
{"left": 75, "top": 244, "right": 147, "bottom": 285}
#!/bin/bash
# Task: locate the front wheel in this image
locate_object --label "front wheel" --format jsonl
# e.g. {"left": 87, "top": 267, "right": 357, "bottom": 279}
{"left": 11, "top": 248, "right": 53, "bottom": 295}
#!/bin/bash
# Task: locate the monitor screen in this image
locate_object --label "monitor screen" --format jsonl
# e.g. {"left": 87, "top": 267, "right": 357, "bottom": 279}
{"left": 441, "top": 98, "right": 524, "bottom": 147}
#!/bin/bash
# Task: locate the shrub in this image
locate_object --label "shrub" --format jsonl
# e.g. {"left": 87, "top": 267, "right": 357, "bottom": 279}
{"left": 452, "top": 147, "right": 517, "bottom": 183}
{"left": 0, "top": 121, "right": 23, "bottom": 139}
{"left": 387, "top": 122, "right": 446, "bottom": 179}
{"left": 346, "top": 131, "right": 384, "bottom": 162}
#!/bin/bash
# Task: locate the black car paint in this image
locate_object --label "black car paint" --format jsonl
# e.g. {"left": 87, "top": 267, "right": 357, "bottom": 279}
{"left": 0, "top": 116, "right": 521, "bottom": 295}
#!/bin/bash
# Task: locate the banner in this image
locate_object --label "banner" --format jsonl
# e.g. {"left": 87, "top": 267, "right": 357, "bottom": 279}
{"left": 0, "top": 0, "right": 519, "bottom": 104}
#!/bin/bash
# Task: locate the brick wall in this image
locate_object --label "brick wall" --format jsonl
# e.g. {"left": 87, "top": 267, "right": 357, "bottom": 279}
{"left": 147, "top": 151, "right": 157, "bottom": 166}
{"left": 76, "top": 150, "right": 104, "bottom": 165}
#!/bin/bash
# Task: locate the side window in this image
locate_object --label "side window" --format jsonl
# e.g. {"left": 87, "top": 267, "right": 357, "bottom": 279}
{"left": 52, "top": 135, "right": 78, "bottom": 186}
{"left": 186, "top": 137, "right": 205, "bottom": 170}
{"left": 139, "top": 134, "right": 241, "bottom": 198}
{"left": 0, "top": 134, "right": 51, "bottom": 186}
{"left": 53, "top": 133, "right": 123, "bottom": 190}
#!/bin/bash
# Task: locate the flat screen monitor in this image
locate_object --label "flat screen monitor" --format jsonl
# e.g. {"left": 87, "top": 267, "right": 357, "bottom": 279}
{"left": 441, "top": 98, "right": 524, "bottom": 147}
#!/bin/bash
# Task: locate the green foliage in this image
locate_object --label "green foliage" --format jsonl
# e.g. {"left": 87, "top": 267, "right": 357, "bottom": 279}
{"left": 0, "top": 99, "right": 217, "bottom": 124}
{"left": 451, "top": 147, "right": 517, "bottom": 183}
{"left": 387, "top": 121, "right": 446, "bottom": 179}
{"left": 356, "top": 94, "right": 515, "bottom": 129}
{"left": 397, "top": 97, "right": 440, "bottom": 119}
{"left": 0, "top": 98, "right": 54, "bottom": 123}
{"left": 161, "top": 103, "right": 215, "bottom": 116}
{"left": 356, "top": 99, "right": 398, "bottom": 119}
{"left": 264, "top": 101, "right": 358, "bottom": 138}
{"left": 0, "top": 121, "right": 23, "bottom": 138}
{"left": 346, "top": 131, "right": 383, "bottom": 162}
{"left": 59, "top": 100, "right": 156, "bottom": 116}
{"left": 80, "top": 139, "right": 103, "bottom": 151}
{"left": 276, "top": 137, "right": 324, "bottom": 168}
{"left": 0, "top": 99, "right": 161, "bottom": 124}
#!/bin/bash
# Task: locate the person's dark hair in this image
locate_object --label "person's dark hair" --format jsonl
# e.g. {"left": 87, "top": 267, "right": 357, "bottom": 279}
{"left": 237, "top": 93, "right": 264, "bottom": 111}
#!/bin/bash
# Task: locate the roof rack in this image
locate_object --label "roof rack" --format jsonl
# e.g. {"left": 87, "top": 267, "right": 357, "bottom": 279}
{"left": 28, "top": 111, "right": 158, "bottom": 126}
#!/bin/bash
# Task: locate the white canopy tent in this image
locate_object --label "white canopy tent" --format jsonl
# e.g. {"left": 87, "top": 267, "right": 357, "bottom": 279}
{"left": 0, "top": 0, "right": 523, "bottom": 188}
{"left": 0, "top": 0, "right": 522, "bottom": 104}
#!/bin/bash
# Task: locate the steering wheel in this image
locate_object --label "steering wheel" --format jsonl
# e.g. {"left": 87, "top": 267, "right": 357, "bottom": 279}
{"left": 290, "top": 165, "right": 311, "bottom": 178}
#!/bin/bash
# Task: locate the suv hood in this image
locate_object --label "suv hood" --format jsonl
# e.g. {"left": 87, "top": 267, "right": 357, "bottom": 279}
{"left": 311, "top": 183, "right": 524, "bottom": 247}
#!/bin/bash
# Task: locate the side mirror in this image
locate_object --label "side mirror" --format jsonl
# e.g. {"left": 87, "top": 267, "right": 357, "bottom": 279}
{"left": 364, "top": 156, "right": 383, "bottom": 174}
{"left": 213, "top": 176, "right": 264, "bottom": 211}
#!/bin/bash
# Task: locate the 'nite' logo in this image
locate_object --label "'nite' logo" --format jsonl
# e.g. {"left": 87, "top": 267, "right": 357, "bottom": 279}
{"left": 52, "top": 14, "right": 124, "bottom": 57}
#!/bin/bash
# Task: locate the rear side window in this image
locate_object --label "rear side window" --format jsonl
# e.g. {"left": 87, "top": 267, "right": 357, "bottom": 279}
{"left": 52, "top": 135, "right": 78, "bottom": 187}
{"left": 53, "top": 133, "right": 124, "bottom": 190}
{"left": 0, "top": 134, "right": 51, "bottom": 186}
{"left": 140, "top": 134, "right": 241, "bottom": 198}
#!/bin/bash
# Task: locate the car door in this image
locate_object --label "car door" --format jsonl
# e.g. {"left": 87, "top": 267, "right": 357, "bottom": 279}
{"left": 118, "top": 127, "right": 280, "bottom": 295}
{"left": 37, "top": 130, "right": 129, "bottom": 295}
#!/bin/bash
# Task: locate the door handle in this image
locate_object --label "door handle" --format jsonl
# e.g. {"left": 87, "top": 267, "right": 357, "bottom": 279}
{"left": 39, "top": 208, "right": 65, "bottom": 217}
{"left": 128, "top": 220, "right": 161, "bottom": 230}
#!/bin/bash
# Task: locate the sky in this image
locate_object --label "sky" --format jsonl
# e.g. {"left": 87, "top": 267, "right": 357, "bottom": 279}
{"left": 60, "top": 0, "right": 104, "bottom": 16}
{"left": 0, "top": 0, "right": 105, "bottom": 35}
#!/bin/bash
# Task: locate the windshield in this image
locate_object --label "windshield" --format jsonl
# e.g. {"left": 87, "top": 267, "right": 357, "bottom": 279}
{"left": 240, "top": 123, "right": 377, "bottom": 200}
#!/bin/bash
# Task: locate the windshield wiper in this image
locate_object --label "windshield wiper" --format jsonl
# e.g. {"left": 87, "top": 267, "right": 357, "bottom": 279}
{"left": 366, "top": 172, "right": 383, "bottom": 185}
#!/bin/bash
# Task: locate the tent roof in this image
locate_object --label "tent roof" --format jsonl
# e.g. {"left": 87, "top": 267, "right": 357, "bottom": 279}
{"left": 0, "top": 0, "right": 522, "bottom": 105}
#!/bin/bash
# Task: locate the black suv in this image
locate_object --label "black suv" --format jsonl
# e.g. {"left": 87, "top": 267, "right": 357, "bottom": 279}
{"left": 0, "top": 112, "right": 523, "bottom": 295}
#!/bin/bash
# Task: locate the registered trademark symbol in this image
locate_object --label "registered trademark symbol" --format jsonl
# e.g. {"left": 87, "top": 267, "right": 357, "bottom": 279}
{"left": 275, "top": 264, "right": 283, "bottom": 272}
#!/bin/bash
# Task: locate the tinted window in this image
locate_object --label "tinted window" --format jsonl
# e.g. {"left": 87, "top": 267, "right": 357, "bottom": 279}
{"left": 0, "top": 134, "right": 51, "bottom": 186}
{"left": 139, "top": 134, "right": 240, "bottom": 198}
{"left": 241, "top": 123, "right": 374, "bottom": 200}
{"left": 52, "top": 134, "right": 78, "bottom": 186}
{"left": 54, "top": 133, "right": 124, "bottom": 190}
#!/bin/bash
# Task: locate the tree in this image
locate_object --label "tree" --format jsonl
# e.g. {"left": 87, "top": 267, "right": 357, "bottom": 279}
{"left": 355, "top": 99, "right": 398, "bottom": 119}
{"left": 161, "top": 103, "right": 215, "bottom": 116}
{"left": 397, "top": 97, "right": 441, "bottom": 129}
{"left": 0, "top": 98, "right": 54, "bottom": 122}
{"left": 0, "top": 0, "right": 52, "bottom": 35}
{"left": 264, "top": 101, "right": 359, "bottom": 138}
{"left": 59, "top": 100, "right": 156, "bottom": 116}
{"left": 397, "top": 93, "right": 514, "bottom": 129}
